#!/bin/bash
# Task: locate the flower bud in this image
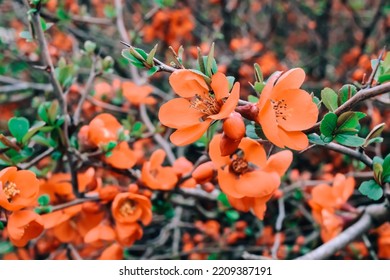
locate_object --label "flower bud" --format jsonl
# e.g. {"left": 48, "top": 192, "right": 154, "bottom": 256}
{"left": 223, "top": 112, "right": 245, "bottom": 140}
{"left": 192, "top": 161, "right": 216, "bottom": 184}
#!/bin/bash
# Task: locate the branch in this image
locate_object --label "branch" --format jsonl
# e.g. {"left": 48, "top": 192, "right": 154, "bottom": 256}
{"left": 320, "top": 142, "right": 373, "bottom": 168}
{"left": 306, "top": 82, "right": 390, "bottom": 133}
{"left": 296, "top": 203, "right": 390, "bottom": 260}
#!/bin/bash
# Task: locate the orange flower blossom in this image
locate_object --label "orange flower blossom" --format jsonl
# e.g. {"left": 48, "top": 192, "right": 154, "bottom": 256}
{"left": 159, "top": 70, "right": 240, "bottom": 146}
{"left": 256, "top": 68, "right": 318, "bottom": 150}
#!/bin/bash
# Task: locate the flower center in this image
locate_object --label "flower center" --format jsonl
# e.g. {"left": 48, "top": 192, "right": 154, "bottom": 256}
{"left": 119, "top": 199, "right": 137, "bottom": 217}
{"left": 229, "top": 157, "right": 249, "bottom": 175}
{"left": 190, "top": 94, "right": 221, "bottom": 116}
{"left": 271, "top": 99, "right": 289, "bottom": 122}
{"left": 3, "top": 181, "right": 20, "bottom": 201}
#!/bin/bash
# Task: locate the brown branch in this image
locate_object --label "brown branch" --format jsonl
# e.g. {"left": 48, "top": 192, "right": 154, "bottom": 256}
{"left": 306, "top": 82, "right": 390, "bottom": 133}
{"left": 296, "top": 203, "right": 390, "bottom": 260}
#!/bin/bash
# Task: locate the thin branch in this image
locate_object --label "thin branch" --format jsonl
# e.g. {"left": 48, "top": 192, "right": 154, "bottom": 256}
{"left": 17, "top": 147, "right": 55, "bottom": 170}
{"left": 296, "top": 203, "right": 390, "bottom": 260}
{"left": 51, "top": 194, "right": 100, "bottom": 212}
{"left": 73, "top": 59, "right": 98, "bottom": 126}
{"left": 306, "top": 82, "right": 390, "bottom": 133}
{"left": 140, "top": 104, "right": 176, "bottom": 165}
{"left": 271, "top": 196, "right": 286, "bottom": 259}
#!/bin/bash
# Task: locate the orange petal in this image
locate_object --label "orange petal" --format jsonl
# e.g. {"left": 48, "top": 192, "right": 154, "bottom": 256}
{"left": 209, "top": 82, "right": 240, "bottom": 120}
{"left": 227, "top": 195, "right": 253, "bottom": 212}
{"left": 217, "top": 168, "right": 245, "bottom": 198}
{"left": 273, "top": 68, "right": 306, "bottom": 94}
{"left": 252, "top": 194, "right": 273, "bottom": 220}
{"left": 274, "top": 89, "right": 318, "bottom": 131}
{"left": 258, "top": 103, "right": 285, "bottom": 148}
{"left": 238, "top": 170, "right": 280, "bottom": 198}
{"left": 239, "top": 137, "right": 267, "bottom": 167}
{"left": 105, "top": 142, "right": 136, "bottom": 169}
{"left": 170, "top": 119, "right": 212, "bottom": 146}
{"left": 211, "top": 72, "right": 229, "bottom": 101}
{"left": 333, "top": 174, "right": 355, "bottom": 205}
{"left": 264, "top": 150, "right": 293, "bottom": 176}
{"left": 257, "top": 72, "right": 281, "bottom": 110}
{"left": 158, "top": 98, "right": 204, "bottom": 128}
{"left": 150, "top": 149, "right": 166, "bottom": 170}
{"left": 169, "top": 69, "right": 208, "bottom": 98}
{"left": 208, "top": 134, "right": 231, "bottom": 168}
{"left": 310, "top": 184, "right": 335, "bottom": 209}
{"left": 277, "top": 128, "right": 309, "bottom": 150}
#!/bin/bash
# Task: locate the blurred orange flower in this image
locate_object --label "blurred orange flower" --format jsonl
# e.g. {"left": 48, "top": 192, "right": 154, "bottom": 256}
{"left": 111, "top": 192, "right": 152, "bottom": 225}
{"left": 0, "top": 167, "right": 40, "bottom": 211}
{"left": 141, "top": 149, "right": 178, "bottom": 190}
{"left": 115, "top": 222, "right": 143, "bottom": 246}
{"left": 256, "top": 68, "right": 318, "bottom": 150}
{"left": 159, "top": 70, "right": 240, "bottom": 146}
{"left": 122, "top": 81, "right": 156, "bottom": 106}
{"left": 7, "top": 210, "right": 44, "bottom": 247}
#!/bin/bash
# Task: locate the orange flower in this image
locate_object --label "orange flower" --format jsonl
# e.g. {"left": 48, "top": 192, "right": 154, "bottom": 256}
{"left": 84, "top": 223, "right": 116, "bottom": 243}
{"left": 0, "top": 167, "right": 40, "bottom": 211}
{"left": 115, "top": 222, "right": 143, "bottom": 246}
{"left": 122, "top": 81, "right": 156, "bottom": 106}
{"left": 377, "top": 223, "right": 390, "bottom": 259}
{"left": 98, "top": 243, "right": 123, "bottom": 260}
{"left": 209, "top": 134, "right": 292, "bottom": 199}
{"left": 111, "top": 192, "right": 152, "bottom": 225}
{"left": 309, "top": 174, "right": 355, "bottom": 242}
{"left": 7, "top": 210, "right": 44, "bottom": 247}
{"left": 141, "top": 149, "right": 178, "bottom": 190}
{"left": 256, "top": 68, "right": 318, "bottom": 150}
{"left": 159, "top": 70, "right": 240, "bottom": 146}
{"left": 87, "top": 113, "right": 122, "bottom": 147}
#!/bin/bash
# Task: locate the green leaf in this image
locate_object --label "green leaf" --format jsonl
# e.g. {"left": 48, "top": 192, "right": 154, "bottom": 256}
{"left": 335, "top": 134, "right": 365, "bottom": 147}
{"left": 247, "top": 95, "right": 259, "bottom": 103}
{"left": 321, "top": 87, "right": 338, "bottom": 111}
{"left": 121, "top": 49, "right": 145, "bottom": 68}
{"left": 308, "top": 133, "right": 326, "bottom": 145}
{"left": 358, "top": 180, "right": 383, "bottom": 201}
{"left": 217, "top": 192, "right": 230, "bottom": 207}
{"left": 22, "top": 121, "right": 46, "bottom": 145}
{"left": 38, "top": 194, "right": 50, "bottom": 206}
{"left": 364, "top": 123, "right": 385, "bottom": 148}
{"left": 378, "top": 73, "right": 390, "bottom": 83}
{"left": 226, "top": 76, "right": 235, "bottom": 91}
{"left": 253, "top": 81, "right": 265, "bottom": 94}
{"left": 103, "top": 4, "right": 116, "bottom": 18}
{"left": 8, "top": 117, "right": 30, "bottom": 143}
{"left": 254, "top": 63, "right": 263, "bottom": 83}
{"left": 0, "top": 242, "right": 13, "bottom": 254}
{"left": 336, "top": 111, "right": 361, "bottom": 134}
{"left": 0, "top": 221, "right": 4, "bottom": 230}
{"left": 225, "top": 209, "right": 240, "bottom": 221}
{"left": 320, "top": 112, "right": 337, "bottom": 137}
{"left": 147, "top": 66, "right": 159, "bottom": 76}
{"left": 197, "top": 47, "right": 206, "bottom": 74}
{"left": 373, "top": 162, "right": 383, "bottom": 184}
{"left": 187, "top": 69, "right": 211, "bottom": 84}
{"left": 205, "top": 42, "right": 215, "bottom": 77}
{"left": 146, "top": 44, "right": 158, "bottom": 66}
{"left": 382, "top": 153, "right": 390, "bottom": 182}
{"left": 84, "top": 40, "right": 96, "bottom": 54}
{"left": 338, "top": 84, "right": 357, "bottom": 105}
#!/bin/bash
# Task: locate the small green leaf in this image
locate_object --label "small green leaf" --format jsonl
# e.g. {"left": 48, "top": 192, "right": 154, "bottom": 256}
{"left": 8, "top": 117, "right": 30, "bottom": 143}
{"left": 308, "top": 133, "right": 326, "bottom": 145}
{"left": 84, "top": 40, "right": 96, "bottom": 54}
{"left": 334, "top": 134, "right": 365, "bottom": 147}
{"left": 146, "top": 44, "right": 158, "bottom": 66}
{"left": 320, "top": 112, "right": 337, "bottom": 137}
{"left": 147, "top": 66, "right": 159, "bottom": 76}
{"left": 321, "top": 87, "right": 338, "bottom": 111}
{"left": 358, "top": 180, "right": 383, "bottom": 201}
{"left": 217, "top": 192, "right": 230, "bottom": 207}
{"left": 38, "top": 194, "right": 50, "bottom": 206}
{"left": 205, "top": 42, "right": 215, "bottom": 77}
{"left": 121, "top": 49, "right": 145, "bottom": 68}
{"left": 197, "top": 47, "right": 206, "bottom": 74}
{"left": 22, "top": 121, "right": 46, "bottom": 145}
{"left": 226, "top": 76, "right": 235, "bottom": 91}
{"left": 103, "top": 4, "right": 116, "bottom": 18}
{"left": 247, "top": 95, "right": 259, "bottom": 103}
{"left": 382, "top": 153, "right": 390, "bottom": 182}
{"left": 338, "top": 84, "right": 357, "bottom": 105}
{"left": 0, "top": 242, "right": 13, "bottom": 254}
{"left": 0, "top": 221, "right": 4, "bottom": 230}
{"left": 254, "top": 63, "right": 263, "bottom": 83}
{"left": 373, "top": 162, "right": 383, "bottom": 184}
{"left": 226, "top": 209, "right": 240, "bottom": 221}
{"left": 253, "top": 81, "right": 265, "bottom": 94}
{"left": 364, "top": 123, "right": 385, "bottom": 148}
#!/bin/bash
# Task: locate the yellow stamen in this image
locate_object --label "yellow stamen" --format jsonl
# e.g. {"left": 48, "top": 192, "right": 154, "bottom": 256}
{"left": 190, "top": 94, "right": 221, "bottom": 116}
{"left": 3, "top": 181, "right": 20, "bottom": 201}
{"left": 119, "top": 199, "right": 137, "bottom": 217}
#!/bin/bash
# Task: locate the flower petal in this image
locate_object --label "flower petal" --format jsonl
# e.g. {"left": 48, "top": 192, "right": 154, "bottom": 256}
{"left": 252, "top": 194, "right": 273, "bottom": 220}
{"left": 208, "top": 134, "right": 231, "bottom": 168}
{"left": 273, "top": 89, "right": 319, "bottom": 131}
{"left": 277, "top": 128, "right": 309, "bottom": 150}
{"left": 209, "top": 82, "right": 240, "bottom": 120}
{"left": 264, "top": 150, "right": 293, "bottom": 176}
{"left": 238, "top": 171, "right": 280, "bottom": 198}
{"left": 258, "top": 102, "right": 285, "bottom": 148}
{"left": 273, "top": 68, "right": 306, "bottom": 93}
{"left": 159, "top": 98, "right": 204, "bottom": 129}
{"left": 211, "top": 72, "right": 229, "bottom": 101}
{"left": 239, "top": 137, "right": 267, "bottom": 167}
{"left": 257, "top": 72, "right": 282, "bottom": 110}
{"left": 217, "top": 168, "right": 244, "bottom": 198}
{"left": 170, "top": 119, "right": 212, "bottom": 146}
{"left": 169, "top": 70, "right": 209, "bottom": 98}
